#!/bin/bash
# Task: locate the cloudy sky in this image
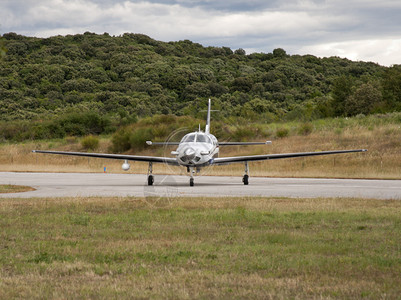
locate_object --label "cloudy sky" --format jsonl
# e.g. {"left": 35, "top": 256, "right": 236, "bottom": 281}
{"left": 1, "top": 0, "right": 401, "bottom": 66}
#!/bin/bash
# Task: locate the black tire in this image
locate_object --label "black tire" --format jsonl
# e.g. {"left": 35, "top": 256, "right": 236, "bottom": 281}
{"left": 190, "top": 178, "right": 194, "bottom": 187}
{"left": 243, "top": 175, "right": 249, "bottom": 185}
{"left": 148, "top": 175, "right": 154, "bottom": 186}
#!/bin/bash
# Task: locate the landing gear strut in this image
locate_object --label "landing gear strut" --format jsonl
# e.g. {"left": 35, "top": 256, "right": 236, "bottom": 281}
{"left": 147, "top": 162, "right": 154, "bottom": 186}
{"left": 189, "top": 167, "right": 195, "bottom": 186}
{"left": 242, "top": 161, "right": 249, "bottom": 185}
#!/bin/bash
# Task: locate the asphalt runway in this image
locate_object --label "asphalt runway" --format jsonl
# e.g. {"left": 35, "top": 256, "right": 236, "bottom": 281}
{"left": 1, "top": 172, "right": 400, "bottom": 199}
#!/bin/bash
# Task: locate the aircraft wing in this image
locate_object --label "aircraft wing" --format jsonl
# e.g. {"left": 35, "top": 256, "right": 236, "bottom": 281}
{"left": 146, "top": 141, "right": 272, "bottom": 146}
{"left": 212, "top": 149, "right": 367, "bottom": 165}
{"left": 32, "top": 150, "right": 180, "bottom": 166}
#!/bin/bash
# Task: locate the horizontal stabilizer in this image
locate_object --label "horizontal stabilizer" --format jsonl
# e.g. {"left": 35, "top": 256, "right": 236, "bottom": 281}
{"left": 146, "top": 141, "right": 180, "bottom": 146}
{"left": 219, "top": 141, "right": 272, "bottom": 146}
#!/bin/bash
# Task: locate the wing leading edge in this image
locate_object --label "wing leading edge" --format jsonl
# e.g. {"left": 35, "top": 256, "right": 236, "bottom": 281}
{"left": 212, "top": 149, "right": 367, "bottom": 165}
{"left": 146, "top": 141, "right": 272, "bottom": 146}
{"left": 32, "top": 149, "right": 367, "bottom": 167}
{"left": 32, "top": 150, "right": 179, "bottom": 166}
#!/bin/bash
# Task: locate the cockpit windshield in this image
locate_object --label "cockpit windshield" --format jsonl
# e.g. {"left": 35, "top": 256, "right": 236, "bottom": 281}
{"left": 181, "top": 134, "right": 196, "bottom": 143}
{"left": 181, "top": 133, "right": 212, "bottom": 144}
{"left": 181, "top": 133, "right": 196, "bottom": 143}
{"left": 196, "top": 134, "right": 211, "bottom": 144}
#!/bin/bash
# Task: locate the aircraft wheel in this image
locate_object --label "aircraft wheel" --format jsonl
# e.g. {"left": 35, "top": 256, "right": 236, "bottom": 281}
{"left": 148, "top": 175, "right": 154, "bottom": 186}
{"left": 190, "top": 178, "right": 194, "bottom": 187}
{"left": 243, "top": 175, "right": 249, "bottom": 185}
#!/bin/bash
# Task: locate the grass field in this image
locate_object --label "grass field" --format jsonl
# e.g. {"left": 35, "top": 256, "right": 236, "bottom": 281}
{"left": 1, "top": 196, "right": 400, "bottom": 299}
{"left": 0, "top": 185, "right": 35, "bottom": 194}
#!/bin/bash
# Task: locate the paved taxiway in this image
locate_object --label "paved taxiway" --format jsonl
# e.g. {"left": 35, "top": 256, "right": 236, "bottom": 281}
{"left": 1, "top": 172, "right": 400, "bottom": 199}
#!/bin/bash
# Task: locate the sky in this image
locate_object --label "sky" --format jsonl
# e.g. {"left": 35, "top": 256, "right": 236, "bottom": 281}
{"left": 1, "top": 0, "right": 401, "bottom": 66}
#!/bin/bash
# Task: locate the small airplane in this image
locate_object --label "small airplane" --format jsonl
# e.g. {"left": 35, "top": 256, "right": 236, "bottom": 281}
{"left": 33, "top": 99, "right": 367, "bottom": 186}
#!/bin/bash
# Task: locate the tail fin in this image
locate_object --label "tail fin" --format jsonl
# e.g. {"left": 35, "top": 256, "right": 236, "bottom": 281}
{"left": 205, "top": 98, "right": 211, "bottom": 134}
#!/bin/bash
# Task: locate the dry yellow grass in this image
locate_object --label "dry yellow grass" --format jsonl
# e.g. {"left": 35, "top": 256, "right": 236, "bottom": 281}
{"left": 0, "top": 124, "right": 400, "bottom": 179}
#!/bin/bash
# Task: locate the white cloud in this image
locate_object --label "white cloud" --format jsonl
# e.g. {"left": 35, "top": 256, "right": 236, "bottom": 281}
{"left": 299, "top": 39, "right": 401, "bottom": 66}
{"left": 29, "top": 0, "right": 100, "bottom": 25}
{"left": 1, "top": 0, "right": 401, "bottom": 66}
{"left": 6, "top": 1, "right": 321, "bottom": 40}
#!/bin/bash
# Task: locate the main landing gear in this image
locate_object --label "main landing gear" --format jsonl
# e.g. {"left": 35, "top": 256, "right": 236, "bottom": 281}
{"left": 147, "top": 162, "right": 154, "bottom": 186}
{"left": 242, "top": 161, "right": 249, "bottom": 185}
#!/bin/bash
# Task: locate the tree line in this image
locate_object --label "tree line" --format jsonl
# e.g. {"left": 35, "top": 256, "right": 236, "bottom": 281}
{"left": 1, "top": 32, "right": 401, "bottom": 142}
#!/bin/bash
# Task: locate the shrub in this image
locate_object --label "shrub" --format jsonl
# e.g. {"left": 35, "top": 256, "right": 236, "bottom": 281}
{"left": 232, "top": 126, "right": 255, "bottom": 141}
{"left": 81, "top": 135, "right": 99, "bottom": 150}
{"left": 276, "top": 127, "right": 289, "bottom": 138}
{"left": 111, "top": 127, "right": 132, "bottom": 153}
{"left": 130, "top": 128, "right": 153, "bottom": 150}
{"left": 151, "top": 124, "right": 169, "bottom": 138}
{"left": 57, "top": 112, "right": 111, "bottom": 136}
{"left": 298, "top": 123, "right": 313, "bottom": 136}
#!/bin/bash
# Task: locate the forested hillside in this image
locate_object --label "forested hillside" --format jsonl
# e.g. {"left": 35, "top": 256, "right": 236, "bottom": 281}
{"left": 1, "top": 32, "right": 401, "bottom": 141}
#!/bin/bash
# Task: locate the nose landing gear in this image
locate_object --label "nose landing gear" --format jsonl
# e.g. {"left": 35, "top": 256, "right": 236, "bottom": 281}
{"left": 189, "top": 167, "right": 195, "bottom": 186}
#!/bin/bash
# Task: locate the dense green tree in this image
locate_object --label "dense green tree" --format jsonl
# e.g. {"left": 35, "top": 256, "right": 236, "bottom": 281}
{"left": 273, "top": 48, "right": 287, "bottom": 58}
{"left": 231, "top": 77, "right": 254, "bottom": 93}
{"left": 248, "top": 97, "right": 271, "bottom": 114}
{"left": 234, "top": 48, "right": 246, "bottom": 55}
{"left": 1, "top": 38, "right": 8, "bottom": 58}
{"left": 62, "top": 78, "right": 97, "bottom": 93}
{"left": 345, "top": 83, "right": 382, "bottom": 116}
{"left": 331, "top": 75, "right": 354, "bottom": 116}
{"left": 382, "top": 65, "right": 401, "bottom": 110}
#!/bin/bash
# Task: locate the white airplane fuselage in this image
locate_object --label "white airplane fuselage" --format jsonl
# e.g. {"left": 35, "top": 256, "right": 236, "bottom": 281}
{"left": 174, "top": 132, "right": 219, "bottom": 167}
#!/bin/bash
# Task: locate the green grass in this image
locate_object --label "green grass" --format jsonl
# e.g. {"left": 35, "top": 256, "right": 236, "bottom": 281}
{"left": 0, "top": 185, "right": 35, "bottom": 193}
{"left": 0, "top": 196, "right": 400, "bottom": 299}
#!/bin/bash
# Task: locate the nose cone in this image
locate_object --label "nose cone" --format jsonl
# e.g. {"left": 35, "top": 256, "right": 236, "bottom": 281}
{"left": 179, "top": 147, "right": 196, "bottom": 163}
{"left": 184, "top": 148, "right": 196, "bottom": 160}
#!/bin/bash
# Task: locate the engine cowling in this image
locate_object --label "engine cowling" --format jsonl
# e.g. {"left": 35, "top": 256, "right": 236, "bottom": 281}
{"left": 122, "top": 161, "right": 130, "bottom": 171}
